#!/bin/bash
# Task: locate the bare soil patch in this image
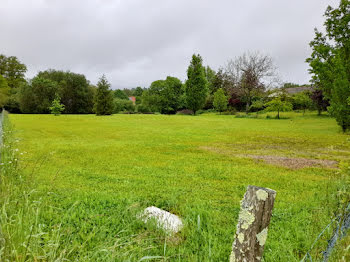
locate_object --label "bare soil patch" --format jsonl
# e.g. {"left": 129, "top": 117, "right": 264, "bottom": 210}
{"left": 200, "top": 146, "right": 338, "bottom": 169}
{"left": 245, "top": 155, "right": 338, "bottom": 169}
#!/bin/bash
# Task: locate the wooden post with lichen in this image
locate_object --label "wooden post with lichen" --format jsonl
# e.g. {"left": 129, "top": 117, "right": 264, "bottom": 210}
{"left": 230, "top": 186, "right": 276, "bottom": 262}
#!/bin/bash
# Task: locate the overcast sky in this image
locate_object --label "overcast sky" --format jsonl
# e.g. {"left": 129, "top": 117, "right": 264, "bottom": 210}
{"left": 0, "top": 0, "right": 339, "bottom": 89}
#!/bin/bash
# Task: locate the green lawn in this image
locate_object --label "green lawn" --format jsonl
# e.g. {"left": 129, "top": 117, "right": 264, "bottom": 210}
{"left": 8, "top": 112, "right": 350, "bottom": 261}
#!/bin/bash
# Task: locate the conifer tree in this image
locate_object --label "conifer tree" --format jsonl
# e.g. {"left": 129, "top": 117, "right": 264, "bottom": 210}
{"left": 94, "top": 75, "right": 114, "bottom": 115}
{"left": 49, "top": 93, "right": 65, "bottom": 116}
{"left": 185, "top": 54, "right": 208, "bottom": 115}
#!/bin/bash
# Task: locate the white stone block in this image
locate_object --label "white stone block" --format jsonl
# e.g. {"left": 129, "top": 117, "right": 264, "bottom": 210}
{"left": 140, "top": 206, "right": 183, "bottom": 233}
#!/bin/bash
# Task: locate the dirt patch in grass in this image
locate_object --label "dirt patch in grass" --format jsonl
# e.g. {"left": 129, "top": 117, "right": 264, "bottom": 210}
{"left": 245, "top": 155, "right": 338, "bottom": 169}
{"left": 200, "top": 146, "right": 338, "bottom": 169}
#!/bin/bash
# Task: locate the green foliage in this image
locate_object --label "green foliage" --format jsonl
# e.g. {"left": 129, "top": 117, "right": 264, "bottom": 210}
{"left": 282, "top": 82, "right": 299, "bottom": 89}
{"left": 265, "top": 98, "right": 293, "bottom": 119}
{"left": 249, "top": 100, "right": 265, "bottom": 113}
{"left": 142, "top": 76, "right": 183, "bottom": 114}
{"left": 134, "top": 86, "right": 144, "bottom": 97}
{"left": 94, "top": 75, "right": 114, "bottom": 115}
{"left": 292, "top": 91, "right": 312, "bottom": 115}
{"left": 185, "top": 54, "right": 208, "bottom": 114}
{"left": 0, "top": 54, "right": 27, "bottom": 112}
{"left": 49, "top": 94, "right": 65, "bottom": 116}
{"left": 0, "top": 54, "right": 27, "bottom": 89}
{"left": 0, "top": 74, "right": 10, "bottom": 108}
{"left": 114, "top": 98, "right": 135, "bottom": 113}
{"left": 307, "top": 0, "right": 350, "bottom": 132}
{"left": 36, "top": 70, "right": 94, "bottom": 114}
{"left": 311, "top": 89, "right": 329, "bottom": 115}
{"left": 213, "top": 88, "right": 228, "bottom": 113}
{"left": 205, "top": 66, "right": 216, "bottom": 94}
{"left": 224, "top": 52, "right": 275, "bottom": 113}
{"left": 19, "top": 77, "right": 58, "bottom": 113}
{"left": 136, "top": 104, "right": 152, "bottom": 113}
{"left": 114, "top": 89, "right": 129, "bottom": 100}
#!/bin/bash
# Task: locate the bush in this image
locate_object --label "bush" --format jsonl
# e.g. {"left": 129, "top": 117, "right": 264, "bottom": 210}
{"left": 114, "top": 99, "right": 135, "bottom": 113}
{"left": 136, "top": 104, "right": 153, "bottom": 114}
{"left": 221, "top": 110, "right": 236, "bottom": 115}
{"left": 236, "top": 113, "right": 257, "bottom": 118}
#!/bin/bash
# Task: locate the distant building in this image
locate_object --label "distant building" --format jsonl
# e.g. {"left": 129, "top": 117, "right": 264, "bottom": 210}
{"left": 268, "top": 86, "right": 315, "bottom": 98}
{"left": 128, "top": 96, "right": 136, "bottom": 105}
{"left": 284, "top": 86, "right": 314, "bottom": 95}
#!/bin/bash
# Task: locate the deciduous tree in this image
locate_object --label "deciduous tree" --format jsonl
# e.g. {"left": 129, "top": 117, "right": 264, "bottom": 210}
{"left": 293, "top": 92, "right": 312, "bottom": 115}
{"left": 311, "top": 89, "right": 329, "bottom": 115}
{"left": 213, "top": 88, "right": 228, "bottom": 114}
{"left": 142, "top": 77, "right": 183, "bottom": 114}
{"left": 18, "top": 77, "right": 58, "bottom": 113}
{"left": 37, "top": 70, "right": 94, "bottom": 114}
{"left": 265, "top": 98, "right": 293, "bottom": 119}
{"left": 0, "top": 75, "right": 10, "bottom": 108}
{"left": 307, "top": 0, "right": 350, "bottom": 131}
{"left": 225, "top": 52, "right": 276, "bottom": 113}
{"left": 114, "top": 89, "right": 129, "bottom": 100}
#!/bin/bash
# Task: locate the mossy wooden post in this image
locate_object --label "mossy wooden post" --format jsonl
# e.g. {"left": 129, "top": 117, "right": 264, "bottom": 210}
{"left": 230, "top": 186, "right": 276, "bottom": 262}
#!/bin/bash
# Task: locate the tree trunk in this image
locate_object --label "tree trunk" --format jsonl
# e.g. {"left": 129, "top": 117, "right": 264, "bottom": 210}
{"left": 277, "top": 109, "right": 280, "bottom": 119}
{"left": 230, "top": 186, "right": 276, "bottom": 262}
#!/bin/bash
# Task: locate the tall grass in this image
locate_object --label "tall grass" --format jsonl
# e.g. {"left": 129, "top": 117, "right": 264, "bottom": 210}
{"left": 0, "top": 113, "right": 75, "bottom": 261}
{"left": 1, "top": 112, "right": 350, "bottom": 261}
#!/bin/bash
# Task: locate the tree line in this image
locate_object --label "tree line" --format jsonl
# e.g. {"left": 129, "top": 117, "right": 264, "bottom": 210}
{"left": 0, "top": 52, "right": 329, "bottom": 117}
{"left": 0, "top": 0, "right": 348, "bottom": 131}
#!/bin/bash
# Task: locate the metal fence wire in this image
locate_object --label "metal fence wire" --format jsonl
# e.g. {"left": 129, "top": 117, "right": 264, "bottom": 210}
{"left": 301, "top": 203, "right": 350, "bottom": 262}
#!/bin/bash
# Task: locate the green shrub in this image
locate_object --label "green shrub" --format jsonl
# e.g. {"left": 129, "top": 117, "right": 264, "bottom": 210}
{"left": 114, "top": 99, "right": 135, "bottom": 113}
{"left": 137, "top": 104, "right": 152, "bottom": 114}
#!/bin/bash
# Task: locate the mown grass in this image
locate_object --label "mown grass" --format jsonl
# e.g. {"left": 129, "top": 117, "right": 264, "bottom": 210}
{"left": 2, "top": 111, "right": 350, "bottom": 261}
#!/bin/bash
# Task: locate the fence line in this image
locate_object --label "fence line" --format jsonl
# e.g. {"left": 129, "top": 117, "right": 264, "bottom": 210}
{"left": 301, "top": 203, "right": 350, "bottom": 262}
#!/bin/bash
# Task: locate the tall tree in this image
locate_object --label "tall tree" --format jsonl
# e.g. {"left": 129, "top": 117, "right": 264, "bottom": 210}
{"left": 205, "top": 66, "right": 216, "bottom": 94}
{"left": 134, "top": 86, "right": 144, "bottom": 97}
{"left": 0, "top": 75, "right": 10, "bottom": 108}
{"left": 225, "top": 52, "right": 276, "bottom": 113}
{"left": 18, "top": 77, "right": 58, "bottom": 113}
{"left": 0, "top": 54, "right": 27, "bottom": 89}
{"left": 94, "top": 75, "right": 114, "bottom": 115}
{"left": 0, "top": 54, "right": 27, "bottom": 112}
{"left": 114, "top": 89, "right": 129, "bottom": 100}
{"left": 37, "top": 70, "right": 94, "bottom": 114}
{"left": 142, "top": 76, "right": 183, "bottom": 114}
{"left": 311, "top": 89, "right": 329, "bottom": 115}
{"left": 185, "top": 54, "right": 208, "bottom": 115}
{"left": 213, "top": 88, "right": 228, "bottom": 114}
{"left": 307, "top": 0, "right": 350, "bottom": 131}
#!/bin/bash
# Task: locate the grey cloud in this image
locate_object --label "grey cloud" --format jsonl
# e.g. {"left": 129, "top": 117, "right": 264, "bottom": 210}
{"left": 0, "top": 0, "right": 339, "bottom": 89}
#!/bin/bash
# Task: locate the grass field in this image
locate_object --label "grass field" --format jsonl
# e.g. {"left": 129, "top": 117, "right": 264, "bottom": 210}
{"left": 4, "top": 112, "right": 350, "bottom": 261}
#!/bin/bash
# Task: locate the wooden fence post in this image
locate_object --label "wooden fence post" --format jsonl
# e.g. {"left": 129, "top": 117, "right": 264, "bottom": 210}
{"left": 230, "top": 186, "right": 276, "bottom": 262}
